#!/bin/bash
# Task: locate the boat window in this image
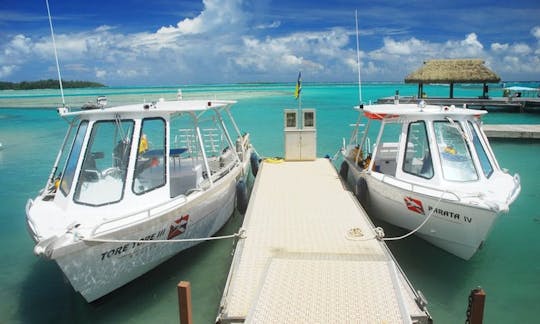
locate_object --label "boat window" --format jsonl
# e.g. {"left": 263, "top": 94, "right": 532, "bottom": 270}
{"left": 372, "top": 122, "right": 402, "bottom": 177}
{"left": 74, "top": 120, "right": 134, "bottom": 206}
{"left": 433, "top": 121, "right": 478, "bottom": 181}
{"left": 133, "top": 118, "right": 166, "bottom": 195}
{"left": 60, "top": 121, "right": 89, "bottom": 196}
{"left": 403, "top": 121, "right": 433, "bottom": 179}
{"left": 468, "top": 121, "right": 494, "bottom": 178}
{"left": 169, "top": 114, "right": 207, "bottom": 198}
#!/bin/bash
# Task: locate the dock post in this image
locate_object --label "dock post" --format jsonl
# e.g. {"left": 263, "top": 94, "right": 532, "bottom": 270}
{"left": 177, "top": 281, "right": 193, "bottom": 324}
{"left": 465, "top": 287, "right": 486, "bottom": 324}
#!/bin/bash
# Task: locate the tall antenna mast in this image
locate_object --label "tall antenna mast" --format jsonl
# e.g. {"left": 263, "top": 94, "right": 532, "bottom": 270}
{"left": 45, "top": 0, "right": 65, "bottom": 106}
{"left": 355, "top": 10, "right": 363, "bottom": 106}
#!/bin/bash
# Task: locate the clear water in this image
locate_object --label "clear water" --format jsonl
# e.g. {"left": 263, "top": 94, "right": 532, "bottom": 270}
{"left": 1, "top": 83, "right": 539, "bottom": 323}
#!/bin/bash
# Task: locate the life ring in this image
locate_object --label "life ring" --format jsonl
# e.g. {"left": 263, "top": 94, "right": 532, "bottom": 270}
{"left": 236, "top": 180, "right": 249, "bottom": 214}
{"left": 339, "top": 161, "right": 349, "bottom": 180}
{"left": 250, "top": 152, "right": 260, "bottom": 177}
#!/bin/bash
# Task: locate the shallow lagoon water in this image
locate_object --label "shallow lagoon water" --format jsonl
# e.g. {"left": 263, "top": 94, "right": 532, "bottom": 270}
{"left": 1, "top": 83, "right": 539, "bottom": 323}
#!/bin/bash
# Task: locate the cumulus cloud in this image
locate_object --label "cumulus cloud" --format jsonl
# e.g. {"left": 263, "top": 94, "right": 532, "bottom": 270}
{"left": 532, "top": 26, "right": 540, "bottom": 39}
{"left": 255, "top": 21, "right": 281, "bottom": 30}
{"left": 0, "top": 65, "right": 17, "bottom": 78}
{"left": 1, "top": 1, "right": 539, "bottom": 84}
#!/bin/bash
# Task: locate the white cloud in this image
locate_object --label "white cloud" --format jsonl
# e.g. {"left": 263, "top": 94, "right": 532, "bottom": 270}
{"left": 157, "top": 0, "right": 246, "bottom": 35}
{"left": 0, "top": 1, "right": 538, "bottom": 84}
{"left": 0, "top": 65, "right": 17, "bottom": 78}
{"left": 532, "top": 26, "right": 540, "bottom": 39}
{"left": 255, "top": 21, "right": 281, "bottom": 30}
{"left": 491, "top": 43, "right": 509, "bottom": 52}
{"left": 95, "top": 69, "right": 107, "bottom": 78}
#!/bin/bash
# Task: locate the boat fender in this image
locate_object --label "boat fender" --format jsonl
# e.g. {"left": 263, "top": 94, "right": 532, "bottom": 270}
{"left": 339, "top": 161, "right": 349, "bottom": 180}
{"left": 356, "top": 177, "right": 368, "bottom": 205}
{"left": 250, "top": 152, "right": 260, "bottom": 177}
{"left": 236, "top": 180, "right": 248, "bottom": 214}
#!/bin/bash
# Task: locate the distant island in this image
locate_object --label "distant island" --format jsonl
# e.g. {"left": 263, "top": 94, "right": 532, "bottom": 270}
{"left": 0, "top": 79, "right": 105, "bottom": 90}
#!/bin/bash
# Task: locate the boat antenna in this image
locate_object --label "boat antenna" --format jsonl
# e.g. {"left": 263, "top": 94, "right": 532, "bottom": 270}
{"left": 355, "top": 10, "right": 363, "bottom": 108}
{"left": 45, "top": 0, "right": 65, "bottom": 107}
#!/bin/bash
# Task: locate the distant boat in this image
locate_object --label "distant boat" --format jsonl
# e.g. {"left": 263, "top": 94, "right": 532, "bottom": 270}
{"left": 81, "top": 95, "right": 107, "bottom": 110}
{"left": 339, "top": 101, "right": 521, "bottom": 260}
{"left": 26, "top": 98, "right": 254, "bottom": 301}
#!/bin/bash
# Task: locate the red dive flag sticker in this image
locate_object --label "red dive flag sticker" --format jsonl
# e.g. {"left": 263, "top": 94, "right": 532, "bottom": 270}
{"left": 404, "top": 196, "right": 425, "bottom": 215}
{"left": 167, "top": 214, "right": 189, "bottom": 239}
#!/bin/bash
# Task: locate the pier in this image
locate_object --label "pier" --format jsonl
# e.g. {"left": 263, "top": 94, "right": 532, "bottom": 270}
{"left": 376, "top": 96, "right": 540, "bottom": 112}
{"left": 483, "top": 124, "right": 540, "bottom": 139}
{"left": 216, "top": 159, "right": 431, "bottom": 323}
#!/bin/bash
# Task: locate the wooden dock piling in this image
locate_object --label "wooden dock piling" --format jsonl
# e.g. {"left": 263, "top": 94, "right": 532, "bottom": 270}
{"left": 177, "top": 281, "right": 193, "bottom": 324}
{"left": 466, "top": 287, "right": 486, "bottom": 324}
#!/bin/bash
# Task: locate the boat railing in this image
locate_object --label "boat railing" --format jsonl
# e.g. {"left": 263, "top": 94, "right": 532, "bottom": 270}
{"left": 90, "top": 196, "right": 189, "bottom": 237}
{"left": 373, "top": 171, "right": 462, "bottom": 202}
{"left": 235, "top": 133, "right": 250, "bottom": 161}
{"left": 507, "top": 173, "right": 521, "bottom": 204}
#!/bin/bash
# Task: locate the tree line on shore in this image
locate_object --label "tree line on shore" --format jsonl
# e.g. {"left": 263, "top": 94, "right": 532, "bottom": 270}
{"left": 0, "top": 79, "right": 105, "bottom": 90}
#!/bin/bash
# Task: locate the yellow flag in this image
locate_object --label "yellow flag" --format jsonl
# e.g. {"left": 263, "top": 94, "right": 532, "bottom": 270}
{"left": 294, "top": 72, "right": 302, "bottom": 99}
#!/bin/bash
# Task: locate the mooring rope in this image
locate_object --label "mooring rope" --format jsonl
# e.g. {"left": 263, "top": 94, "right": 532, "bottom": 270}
{"left": 381, "top": 189, "right": 447, "bottom": 241}
{"left": 82, "top": 228, "right": 246, "bottom": 244}
{"left": 346, "top": 189, "right": 448, "bottom": 242}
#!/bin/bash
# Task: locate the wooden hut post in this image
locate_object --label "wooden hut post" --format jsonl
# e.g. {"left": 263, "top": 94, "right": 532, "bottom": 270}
{"left": 449, "top": 82, "right": 454, "bottom": 99}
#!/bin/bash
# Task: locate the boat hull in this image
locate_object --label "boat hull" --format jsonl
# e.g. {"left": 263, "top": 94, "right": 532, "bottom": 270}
{"left": 343, "top": 159, "right": 498, "bottom": 260}
{"left": 50, "top": 165, "right": 246, "bottom": 302}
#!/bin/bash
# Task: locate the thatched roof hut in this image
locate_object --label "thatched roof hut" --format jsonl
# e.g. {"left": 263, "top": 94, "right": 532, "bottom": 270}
{"left": 404, "top": 59, "right": 501, "bottom": 98}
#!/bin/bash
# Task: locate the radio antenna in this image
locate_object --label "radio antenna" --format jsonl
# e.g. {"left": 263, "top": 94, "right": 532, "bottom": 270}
{"left": 45, "top": 0, "right": 65, "bottom": 106}
{"left": 355, "top": 10, "right": 363, "bottom": 107}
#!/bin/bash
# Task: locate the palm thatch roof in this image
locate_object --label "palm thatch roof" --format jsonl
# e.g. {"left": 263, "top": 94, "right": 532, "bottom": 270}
{"left": 405, "top": 59, "right": 500, "bottom": 84}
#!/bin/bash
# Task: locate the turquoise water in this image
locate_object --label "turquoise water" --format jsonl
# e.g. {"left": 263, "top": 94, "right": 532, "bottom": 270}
{"left": 1, "top": 83, "right": 539, "bottom": 323}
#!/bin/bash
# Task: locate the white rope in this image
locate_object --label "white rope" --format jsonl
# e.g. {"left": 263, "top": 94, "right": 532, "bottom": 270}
{"left": 82, "top": 228, "right": 246, "bottom": 244}
{"left": 346, "top": 190, "right": 448, "bottom": 242}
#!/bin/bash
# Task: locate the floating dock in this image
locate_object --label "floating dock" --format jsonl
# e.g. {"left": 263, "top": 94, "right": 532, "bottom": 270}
{"left": 217, "top": 159, "right": 431, "bottom": 323}
{"left": 377, "top": 96, "right": 540, "bottom": 112}
{"left": 483, "top": 124, "right": 540, "bottom": 139}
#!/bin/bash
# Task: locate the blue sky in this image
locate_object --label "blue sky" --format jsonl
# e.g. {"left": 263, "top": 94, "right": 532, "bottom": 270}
{"left": 1, "top": 0, "right": 539, "bottom": 85}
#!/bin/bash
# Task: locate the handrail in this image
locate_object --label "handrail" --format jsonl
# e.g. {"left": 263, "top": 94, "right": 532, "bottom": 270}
{"left": 90, "top": 196, "right": 187, "bottom": 236}
{"left": 507, "top": 173, "right": 521, "bottom": 204}
{"left": 375, "top": 172, "right": 462, "bottom": 202}
{"left": 91, "top": 152, "right": 241, "bottom": 237}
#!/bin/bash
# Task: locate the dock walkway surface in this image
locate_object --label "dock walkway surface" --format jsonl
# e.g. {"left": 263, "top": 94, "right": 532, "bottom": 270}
{"left": 217, "top": 159, "right": 430, "bottom": 323}
{"left": 483, "top": 124, "right": 540, "bottom": 139}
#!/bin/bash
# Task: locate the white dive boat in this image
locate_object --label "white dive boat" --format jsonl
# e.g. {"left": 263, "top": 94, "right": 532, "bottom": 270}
{"left": 26, "top": 98, "right": 254, "bottom": 302}
{"left": 339, "top": 101, "right": 521, "bottom": 260}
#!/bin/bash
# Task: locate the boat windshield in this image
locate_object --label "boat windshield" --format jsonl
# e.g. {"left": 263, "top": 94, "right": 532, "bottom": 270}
{"left": 433, "top": 121, "right": 478, "bottom": 181}
{"left": 74, "top": 119, "right": 134, "bottom": 206}
{"left": 403, "top": 121, "right": 433, "bottom": 179}
{"left": 468, "top": 121, "right": 494, "bottom": 178}
{"left": 60, "top": 121, "right": 89, "bottom": 196}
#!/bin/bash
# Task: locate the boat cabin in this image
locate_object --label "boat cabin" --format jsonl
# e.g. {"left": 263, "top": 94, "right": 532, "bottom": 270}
{"left": 30, "top": 100, "right": 249, "bottom": 240}
{"left": 353, "top": 103, "right": 499, "bottom": 187}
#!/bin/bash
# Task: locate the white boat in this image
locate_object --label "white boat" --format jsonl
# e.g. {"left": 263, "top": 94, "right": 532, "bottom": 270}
{"left": 339, "top": 101, "right": 521, "bottom": 260}
{"left": 26, "top": 98, "right": 254, "bottom": 302}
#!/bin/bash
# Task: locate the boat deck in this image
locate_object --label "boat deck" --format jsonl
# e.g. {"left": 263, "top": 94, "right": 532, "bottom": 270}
{"left": 217, "top": 159, "right": 430, "bottom": 323}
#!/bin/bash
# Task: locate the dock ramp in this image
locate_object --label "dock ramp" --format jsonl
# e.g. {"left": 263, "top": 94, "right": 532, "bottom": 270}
{"left": 217, "top": 159, "right": 431, "bottom": 323}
